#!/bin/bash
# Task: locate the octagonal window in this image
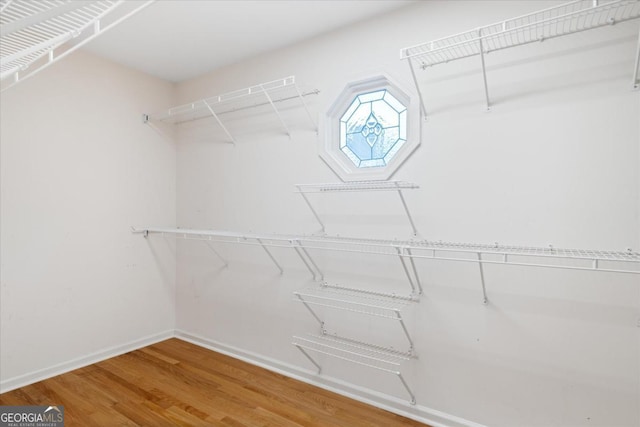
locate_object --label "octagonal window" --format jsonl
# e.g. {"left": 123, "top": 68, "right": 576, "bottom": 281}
{"left": 320, "top": 74, "right": 421, "bottom": 182}
{"left": 339, "top": 90, "right": 407, "bottom": 168}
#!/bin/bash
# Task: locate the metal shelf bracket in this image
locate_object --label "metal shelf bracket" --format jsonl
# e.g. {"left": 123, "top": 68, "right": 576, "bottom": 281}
{"left": 295, "top": 181, "right": 420, "bottom": 237}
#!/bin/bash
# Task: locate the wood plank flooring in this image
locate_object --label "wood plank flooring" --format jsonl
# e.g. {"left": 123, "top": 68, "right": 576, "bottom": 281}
{"left": 0, "top": 338, "right": 428, "bottom": 426}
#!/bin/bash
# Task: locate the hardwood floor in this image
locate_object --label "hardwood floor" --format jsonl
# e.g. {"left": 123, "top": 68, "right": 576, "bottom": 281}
{"left": 0, "top": 338, "right": 428, "bottom": 426}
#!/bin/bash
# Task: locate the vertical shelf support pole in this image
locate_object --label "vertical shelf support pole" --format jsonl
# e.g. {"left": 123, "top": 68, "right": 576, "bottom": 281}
{"left": 407, "top": 56, "right": 427, "bottom": 119}
{"left": 396, "top": 372, "right": 417, "bottom": 405}
{"left": 203, "top": 100, "right": 236, "bottom": 144}
{"left": 477, "top": 252, "right": 489, "bottom": 304}
{"left": 256, "top": 238, "right": 283, "bottom": 274}
{"left": 204, "top": 241, "right": 228, "bottom": 267}
{"left": 297, "top": 188, "right": 325, "bottom": 233}
{"left": 396, "top": 247, "right": 417, "bottom": 294}
{"left": 477, "top": 30, "right": 491, "bottom": 111}
{"left": 396, "top": 185, "right": 418, "bottom": 236}
{"left": 260, "top": 84, "right": 291, "bottom": 137}
{"left": 632, "top": 26, "right": 640, "bottom": 90}
{"left": 295, "top": 345, "right": 322, "bottom": 373}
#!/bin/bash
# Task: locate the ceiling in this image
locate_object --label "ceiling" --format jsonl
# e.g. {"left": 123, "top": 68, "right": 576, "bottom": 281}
{"left": 82, "top": 0, "right": 415, "bottom": 83}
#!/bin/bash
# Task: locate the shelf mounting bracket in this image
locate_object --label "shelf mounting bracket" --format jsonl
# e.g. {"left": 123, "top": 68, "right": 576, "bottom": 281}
{"left": 260, "top": 83, "right": 291, "bottom": 138}
{"left": 203, "top": 100, "right": 236, "bottom": 144}
{"left": 397, "top": 372, "right": 417, "bottom": 405}
{"left": 478, "top": 29, "right": 491, "bottom": 111}
{"left": 396, "top": 246, "right": 418, "bottom": 295}
{"left": 396, "top": 183, "right": 419, "bottom": 237}
{"left": 405, "top": 248, "right": 423, "bottom": 295}
{"left": 396, "top": 310, "right": 415, "bottom": 353}
{"left": 256, "top": 238, "right": 283, "bottom": 274}
{"left": 292, "top": 84, "right": 318, "bottom": 132}
{"left": 295, "top": 294, "right": 325, "bottom": 333}
{"left": 633, "top": 26, "right": 640, "bottom": 90}
{"left": 477, "top": 252, "right": 489, "bottom": 304}
{"left": 407, "top": 58, "right": 427, "bottom": 119}
{"left": 292, "top": 241, "right": 324, "bottom": 281}
{"left": 296, "top": 187, "right": 325, "bottom": 233}
{"left": 203, "top": 241, "right": 228, "bottom": 267}
{"left": 295, "top": 345, "right": 322, "bottom": 373}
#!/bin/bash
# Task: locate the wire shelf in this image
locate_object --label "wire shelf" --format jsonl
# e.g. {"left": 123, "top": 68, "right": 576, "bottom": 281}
{"left": 1, "top": 0, "right": 153, "bottom": 91}
{"left": 295, "top": 181, "right": 419, "bottom": 235}
{"left": 298, "top": 234, "right": 640, "bottom": 264}
{"left": 294, "top": 283, "right": 416, "bottom": 319}
{"left": 143, "top": 76, "right": 318, "bottom": 143}
{"left": 292, "top": 333, "right": 417, "bottom": 404}
{"left": 400, "top": 0, "right": 640, "bottom": 115}
{"left": 132, "top": 227, "right": 640, "bottom": 274}
{"left": 401, "top": 0, "right": 640, "bottom": 67}
{"left": 295, "top": 181, "right": 419, "bottom": 193}
{"left": 292, "top": 333, "right": 412, "bottom": 374}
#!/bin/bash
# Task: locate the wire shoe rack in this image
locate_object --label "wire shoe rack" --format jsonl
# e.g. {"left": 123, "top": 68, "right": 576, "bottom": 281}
{"left": 291, "top": 333, "right": 417, "bottom": 405}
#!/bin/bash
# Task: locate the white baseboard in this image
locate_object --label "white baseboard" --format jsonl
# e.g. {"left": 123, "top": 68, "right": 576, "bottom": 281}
{"left": 0, "top": 330, "right": 174, "bottom": 394}
{"left": 1, "top": 329, "right": 484, "bottom": 427}
{"left": 175, "top": 329, "right": 485, "bottom": 427}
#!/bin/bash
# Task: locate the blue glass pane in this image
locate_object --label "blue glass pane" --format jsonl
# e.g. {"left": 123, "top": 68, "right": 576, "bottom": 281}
{"left": 383, "top": 91, "right": 407, "bottom": 113}
{"left": 344, "top": 103, "right": 371, "bottom": 134}
{"left": 360, "top": 113, "right": 383, "bottom": 147}
{"left": 339, "top": 90, "right": 407, "bottom": 168}
{"left": 346, "top": 133, "right": 372, "bottom": 161}
{"left": 371, "top": 127, "right": 399, "bottom": 159}
{"left": 341, "top": 99, "right": 360, "bottom": 124}
{"left": 371, "top": 100, "right": 399, "bottom": 127}
{"left": 357, "top": 89, "right": 386, "bottom": 103}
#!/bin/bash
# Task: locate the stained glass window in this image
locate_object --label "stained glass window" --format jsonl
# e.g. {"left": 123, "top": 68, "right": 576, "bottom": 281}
{"left": 339, "top": 90, "right": 407, "bottom": 168}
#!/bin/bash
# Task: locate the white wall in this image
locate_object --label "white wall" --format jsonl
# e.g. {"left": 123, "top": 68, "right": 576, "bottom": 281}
{"left": 0, "top": 51, "right": 177, "bottom": 390}
{"left": 173, "top": 1, "right": 639, "bottom": 426}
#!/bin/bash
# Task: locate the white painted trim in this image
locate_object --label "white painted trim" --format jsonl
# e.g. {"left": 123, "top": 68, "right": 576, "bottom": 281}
{"left": 1, "top": 328, "right": 485, "bottom": 427}
{"left": 318, "top": 73, "right": 422, "bottom": 182}
{"left": 175, "top": 329, "right": 485, "bottom": 427}
{"left": 0, "top": 330, "right": 174, "bottom": 393}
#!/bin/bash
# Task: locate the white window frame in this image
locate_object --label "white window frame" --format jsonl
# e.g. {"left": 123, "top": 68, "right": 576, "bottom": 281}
{"left": 319, "top": 74, "right": 421, "bottom": 181}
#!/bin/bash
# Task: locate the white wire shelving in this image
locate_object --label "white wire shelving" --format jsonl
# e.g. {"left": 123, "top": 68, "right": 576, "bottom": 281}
{"left": 143, "top": 76, "right": 319, "bottom": 144}
{"left": 132, "top": 227, "right": 640, "bottom": 302}
{"left": 0, "top": 0, "right": 155, "bottom": 92}
{"left": 295, "top": 181, "right": 420, "bottom": 236}
{"left": 294, "top": 282, "right": 418, "bottom": 352}
{"left": 400, "top": 0, "right": 640, "bottom": 116}
{"left": 292, "top": 333, "right": 416, "bottom": 405}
